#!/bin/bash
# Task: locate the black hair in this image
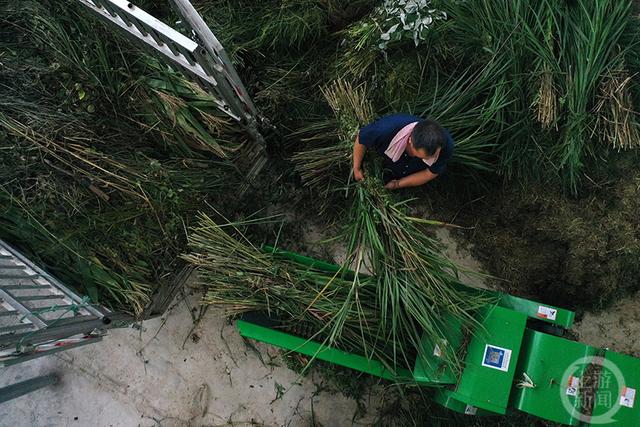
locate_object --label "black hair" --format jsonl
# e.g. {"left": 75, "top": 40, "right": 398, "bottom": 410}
{"left": 411, "top": 119, "right": 446, "bottom": 155}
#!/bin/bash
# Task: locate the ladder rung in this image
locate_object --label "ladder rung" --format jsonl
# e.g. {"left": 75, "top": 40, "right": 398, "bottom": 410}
{"left": 0, "top": 311, "right": 18, "bottom": 317}
{"left": 0, "top": 285, "right": 51, "bottom": 291}
{"left": 140, "top": 22, "right": 164, "bottom": 46}
{"left": 43, "top": 315, "right": 95, "bottom": 327}
{"left": 0, "top": 265, "right": 27, "bottom": 270}
{"left": 16, "top": 294, "right": 65, "bottom": 302}
{"left": 177, "top": 45, "right": 196, "bottom": 65}
{"left": 0, "top": 323, "right": 36, "bottom": 334}
{"left": 0, "top": 273, "right": 39, "bottom": 280}
{"left": 105, "top": 0, "right": 133, "bottom": 26}
{"left": 0, "top": 255, "right": 12, "bottom": 259}
{"left": 37, "top": 304, "right": 74, "bottom": 313}
{"left": 96, "top": 0, "right": 118, "bottom": 17}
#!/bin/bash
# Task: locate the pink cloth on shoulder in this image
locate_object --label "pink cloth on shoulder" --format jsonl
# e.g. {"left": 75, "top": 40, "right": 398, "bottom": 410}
{"left": 384, "top": 121, "right": 440, "bottom": 166}
{"left": 384, "top": 122, "right": 418, "bottom": 162}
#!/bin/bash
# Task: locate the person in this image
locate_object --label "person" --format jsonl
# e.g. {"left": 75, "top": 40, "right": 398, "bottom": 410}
{"left": 352, "top": 113, "right": 454, "bottom": 189}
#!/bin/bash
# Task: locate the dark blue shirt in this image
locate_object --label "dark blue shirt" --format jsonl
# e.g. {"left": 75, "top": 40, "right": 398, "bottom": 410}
{"left": 358, "top": 113, "right": 454, "bottom": 179}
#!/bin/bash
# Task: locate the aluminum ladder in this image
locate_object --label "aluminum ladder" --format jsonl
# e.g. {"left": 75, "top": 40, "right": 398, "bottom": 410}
{"left": 74, "top": 0, "right": 266, "bottom": 177}
{"left": 0, "top": 239, "right": 128, "bottom": 367}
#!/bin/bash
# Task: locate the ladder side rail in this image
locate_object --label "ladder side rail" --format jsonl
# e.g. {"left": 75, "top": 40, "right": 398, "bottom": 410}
{"left": 192, "top": 50, "right": 249, "bottom": 120}
{"left": 0, "top": 312, "right": 132, "bottom": 348}
{"left": 169, "top": 0, "right": 259, "bottom": 117}
{"left": 76, "top": 0, "right": 243, "bottom": 121}
{"left": 1, "top": 337, "right": 102, "bottom": 368}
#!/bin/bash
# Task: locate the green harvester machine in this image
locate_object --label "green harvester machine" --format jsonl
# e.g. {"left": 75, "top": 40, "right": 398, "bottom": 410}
{"left": 237, "top": 247, "right": 640, "bottom": 426}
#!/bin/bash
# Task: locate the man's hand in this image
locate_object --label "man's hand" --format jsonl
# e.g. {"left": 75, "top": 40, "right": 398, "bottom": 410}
{"left": 384, "top": 179, "right": 400, "bottom": 190}
{"left": 353, "top": 133, "right": 367, "bottom": 182}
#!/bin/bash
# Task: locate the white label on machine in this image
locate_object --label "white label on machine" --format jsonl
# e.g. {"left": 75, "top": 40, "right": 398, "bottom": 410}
{"left": 464, "top": 405, "right": 477, "bottom": 415}
{"left": 537, "top": 305, "right": 558, "bottom": 321}
{"left": 481, "top": 344, "right": 512, "bottom": 372}
{"left": 433, "top": 339, "right": 448, "bottom": 358}
{"left": 620, "top": 386, "right": 636, "bottom": 408}
{"left": 433, "top": 344, "right": 442, "bottom": 357}
{"left": 566, "top": 375, "right": 580, "bottom": 396}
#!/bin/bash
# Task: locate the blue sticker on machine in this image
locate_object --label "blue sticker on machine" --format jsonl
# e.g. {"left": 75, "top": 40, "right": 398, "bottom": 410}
{"left": 481, "top": 344, "right": 512, "bottom": 372}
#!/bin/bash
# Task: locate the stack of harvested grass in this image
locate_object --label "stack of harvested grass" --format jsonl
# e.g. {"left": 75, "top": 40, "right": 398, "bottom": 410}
{"left": 291, "top": 79, "right": 373, "bottom": 193}
{"left": 0, "top": 83, "right": 231, "bottom": 313}
{"left": 556, "top": 0, "right": 634, "bottom": 192}
{"left": 595, "top": 63, "right": 640, "bottom": 150}
{"left": 139, "top": 64, "right": 242, "bottom": 158}
{"left": 184, "top": 212, "right": 488, "bottom": 375}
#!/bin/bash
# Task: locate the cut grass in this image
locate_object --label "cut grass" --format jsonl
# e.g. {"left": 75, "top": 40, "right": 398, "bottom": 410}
{"left": 184, "top": 212, "right": 490, "bottom": 376}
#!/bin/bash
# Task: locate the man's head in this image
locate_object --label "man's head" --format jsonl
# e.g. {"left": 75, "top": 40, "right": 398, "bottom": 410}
{"left": 407, "top": 119, "right": 446, "bottom": 160}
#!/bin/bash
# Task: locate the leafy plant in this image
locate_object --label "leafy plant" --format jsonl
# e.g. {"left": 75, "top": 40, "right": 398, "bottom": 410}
{"left": 376, "top": 0, "right": 448, "bottom": 50}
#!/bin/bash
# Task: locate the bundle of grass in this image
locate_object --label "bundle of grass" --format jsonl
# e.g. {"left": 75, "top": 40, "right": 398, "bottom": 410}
{"left": 183, "top": 214, "right": 394, "bottom": 366}
{"left": 522, "top": 1, "right": 561, "bottom": 130}
{"left": 533, "top": 66, "right": 558, "bottom": 130}
{"left": 0, "top": 113, "right": 149, "bottom": 202}
{"left": 594, "top": 61, "right": 640, "bottom": 150}
{"left": 343, "top": 174, "right": 491, "bottom": 371}
{"left": 556, "top": 0, "right": 633, "bottom": 192}
{"left": 336, "top": 19, "right": 383, "bottom": 79}
{"left": 138, "top": 64, "right": 241, "bottom": 158}
{"left": 184, "top": 212, "right": 488, "bottom": 376}
{"left": 291, "top": 79, "right": 374, "bottom": 194}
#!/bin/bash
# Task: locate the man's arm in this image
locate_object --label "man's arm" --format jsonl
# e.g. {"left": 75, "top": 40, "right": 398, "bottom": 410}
{"left": 385, "top": 169, "right": 438, "bottom": 189}
{"left": 353, "top": 132, "right": 366, "bottom": 181}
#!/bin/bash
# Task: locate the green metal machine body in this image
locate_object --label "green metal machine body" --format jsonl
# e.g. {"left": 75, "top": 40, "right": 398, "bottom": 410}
{"left": 237, "top": 247, "right": 639, "bottom": 426}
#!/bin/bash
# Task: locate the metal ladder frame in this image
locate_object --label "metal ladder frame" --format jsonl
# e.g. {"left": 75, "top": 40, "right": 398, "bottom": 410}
{"left": 74, "top": 0, "right": 265, "bottom": 154}
{"left": 0, "top": 239, "right": 131, "bottom": 367}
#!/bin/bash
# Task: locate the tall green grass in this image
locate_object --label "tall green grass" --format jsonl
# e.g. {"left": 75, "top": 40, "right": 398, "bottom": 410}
{"left": 0, "top": 2, "right": 241, "bottom": 313}
{"left": 433, "top": 0, "right": 638, "bottom": 191}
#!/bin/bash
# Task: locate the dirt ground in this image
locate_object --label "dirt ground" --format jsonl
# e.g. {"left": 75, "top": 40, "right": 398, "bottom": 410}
{"left": 572, "top": 293, "right": 640, "bottom": 357}
{"left": 436, "top": 227, "right": 640, "bottom": 358}
{"left": 0, "top": 288, "right": 382, "bottom": 427}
